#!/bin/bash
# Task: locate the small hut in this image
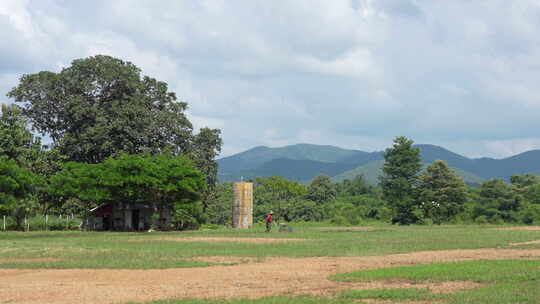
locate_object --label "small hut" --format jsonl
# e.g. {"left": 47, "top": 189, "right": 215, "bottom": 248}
{"left": 87, "top": 203, "right": 171, "bottom": 231}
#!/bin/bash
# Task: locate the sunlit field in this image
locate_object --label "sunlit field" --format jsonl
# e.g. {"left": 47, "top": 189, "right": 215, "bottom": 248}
{"left": 1, "top": 223, "right": 539, "bottom": 304}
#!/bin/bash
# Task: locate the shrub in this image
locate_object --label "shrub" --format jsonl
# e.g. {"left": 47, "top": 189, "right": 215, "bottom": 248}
{"left": 475, "top": 215, "right": 489, "bottom": 224}
{"left": 330, "top": 215, "right": 350, "bottom": 226}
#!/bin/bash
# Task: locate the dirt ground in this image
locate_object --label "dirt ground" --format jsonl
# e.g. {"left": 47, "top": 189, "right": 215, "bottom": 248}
{"left": 493, "top": 226, "right": 540, "bottom": 231}
{"left": 1, "top": 248, "right": 540, "bottom": 304}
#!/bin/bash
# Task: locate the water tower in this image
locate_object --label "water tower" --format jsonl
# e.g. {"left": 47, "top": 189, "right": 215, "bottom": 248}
{"left": 232, "top": 182, "right": 253, "bottom": 228}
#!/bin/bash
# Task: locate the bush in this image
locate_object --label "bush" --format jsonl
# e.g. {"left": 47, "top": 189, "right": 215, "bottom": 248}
{"left": 372, "top": 206, "right": 393, "bottom": 223}
{"left": 520, "top": 204, "right": 540, "bottom": 225}
{"left": 1, "top": 215, "right": 80, "bottom": 231}
{"left": 330, "top": 215, "right": 350, "bottom": 226}
{"left": 475, "top": 215, "right": 489, "bottom": 224}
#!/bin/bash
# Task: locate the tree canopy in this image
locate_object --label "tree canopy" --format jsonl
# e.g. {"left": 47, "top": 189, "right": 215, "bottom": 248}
{"left": 417, "top": 160, "right": 467, "bottom": 224}
{"left": 0, "top": 104, "right": 43, "bottom": 168}
{"left": 8, "top": 55, "right": 195, "bottom": 164}
{"left": 380, "top": 136, "right": 422, "bottom": 225}
{"left": 49, "top": 154, "right": 206, "bottom": 230}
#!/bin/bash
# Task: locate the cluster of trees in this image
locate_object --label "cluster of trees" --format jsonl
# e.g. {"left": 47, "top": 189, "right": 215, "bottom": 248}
{"left": 1, "top": 55, "right": 221, "bottom": 230}
{"left": 2, "top": 56, "right": 538, "bottom": 230}
{"left": 205, "top": 137, "right": 540, "bottom": 226}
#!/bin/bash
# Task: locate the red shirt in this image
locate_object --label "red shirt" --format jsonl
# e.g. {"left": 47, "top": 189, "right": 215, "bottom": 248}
{"left": 265, "top": 214, "right": 273, "bottom": 223}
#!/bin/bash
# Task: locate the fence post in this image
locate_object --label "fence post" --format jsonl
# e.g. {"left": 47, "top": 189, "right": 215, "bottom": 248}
{"left": 2, "top": 215, "right": 5, "bottom": 231}
{"left": 45, "top": 214, "right": 48, "bottom": 231}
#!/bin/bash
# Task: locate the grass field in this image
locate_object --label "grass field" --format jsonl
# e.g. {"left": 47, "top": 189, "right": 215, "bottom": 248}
{"left": 1, "top": 223, "right": 539, "bottom": 303}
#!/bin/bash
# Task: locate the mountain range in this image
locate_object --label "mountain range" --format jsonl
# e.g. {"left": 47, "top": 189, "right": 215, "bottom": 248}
{"left": 217, "top": 143, "right": 540, "bottom": 185}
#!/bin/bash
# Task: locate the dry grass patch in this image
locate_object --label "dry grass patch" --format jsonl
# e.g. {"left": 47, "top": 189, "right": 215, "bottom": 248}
{"left": 509, "top": 239, "right": 540, "bottom": 246}
{"left": 187, "top": 256, "right": 263, "bottom": 265}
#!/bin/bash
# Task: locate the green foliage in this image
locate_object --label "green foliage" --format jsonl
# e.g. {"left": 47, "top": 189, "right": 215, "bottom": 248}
{"left": 0, "top": 104, "right": 44, "bottom": 167}
{"left": 8, "top": 55, "right": 195, "bottom": 164}
{"left": 306, "top": 175, "right": 336, "bottom": 205}
{"left": 49, "top": 154, "right": 206, "bottom": 230}
{"left": 475, "top": 179, "right": 522, "bottom": 222}
{"left": 254, "top": 176, "right": 307, "bottom": 222}
{"left": 190, "top": 128, "right": 223, "bottom": 210}
{"left": 205, "top": 183, "right": 234, "bottom": 225}
{"left": 330, "top": 214, "right": 350, "bottom": 226}
{"left": 380, "top": 136, "right": 422, "bottom": 225}
{"left": 417, "top": 160, "right": 467, "bottom": 224}
{"left": 287, "top": 199, "right": 325, "bottom": 222}
{"left": 173, "top": 202, "right": 206, "bottom": 230}
{"left": 335, "top": 175, "right": 374, "bottom": 196}
{"left": 0, "top": 158, "right": 44, "bottom": 229}
{"left": 510, "top": 174, "right": 540, "bottom": 188}
{"left": 519, "top": 203, "right": 540, "bottom": 225}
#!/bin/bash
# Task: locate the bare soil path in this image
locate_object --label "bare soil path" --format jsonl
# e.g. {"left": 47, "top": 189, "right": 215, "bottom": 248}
{"left": 1, "top": 248, "right": 539, "bottom": 304}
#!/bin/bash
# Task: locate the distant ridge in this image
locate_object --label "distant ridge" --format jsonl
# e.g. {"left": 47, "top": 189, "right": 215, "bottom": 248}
{"left": 218, "top": 143, "right": 540, "bottom": 184}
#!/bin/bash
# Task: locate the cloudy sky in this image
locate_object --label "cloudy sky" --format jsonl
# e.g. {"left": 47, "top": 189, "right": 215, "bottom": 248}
{"left": 1, "top": 0, "right": 540, "bottom": 158}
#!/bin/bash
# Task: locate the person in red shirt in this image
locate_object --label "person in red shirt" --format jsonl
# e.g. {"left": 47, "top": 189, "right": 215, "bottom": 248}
{"left": 265, "top": 211, "right": 273, "bottom": 232}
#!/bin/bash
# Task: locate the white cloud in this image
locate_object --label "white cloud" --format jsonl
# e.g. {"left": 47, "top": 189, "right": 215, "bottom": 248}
{"left": 2, "top": 0, "right": 540, "bottom": 158}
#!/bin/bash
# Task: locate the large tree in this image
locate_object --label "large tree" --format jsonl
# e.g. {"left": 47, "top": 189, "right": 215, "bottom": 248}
{"left": 307, "top": 174, "right": 336, "bottom": 205}
{"left": 49, "top": 154, "right": 206, "bottom": 230}
{"left": 0, "top": 104, "right": 43, "bottom": 168}
{"left": 254, "top": 176, "right": 306, "bottom": 222}
{"left": 0, "top": 157, "right": 44, "bottom": 229}
{"left": 8, "top": 55, "right": 195, "bottom": 164}
{"left": 190, "top": 127, "right": 223, "bottom": 210}
{"left": 475, "top": 179, "right": 522, "bottom": 222}
{"left": 379, "top": 136, "right": 422, "bottom": 225}
{"left": 417, "top": 160, "right": 467, "bottom": 224}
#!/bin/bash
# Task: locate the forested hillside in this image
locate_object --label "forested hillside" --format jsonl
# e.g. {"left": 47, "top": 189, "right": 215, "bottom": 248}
{"left": 218, "top": 143, "right": 540, "bottom": 184}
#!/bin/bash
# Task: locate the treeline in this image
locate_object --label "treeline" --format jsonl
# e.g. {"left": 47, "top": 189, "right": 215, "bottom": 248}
{"left": 1, "top": 55, "right": 222, "bottom": 231}
{"left": 2, "top": 55, "right": 539, "bottom": 231}
{"left": 205, "top": 137, "right": 540, "bottom": 226}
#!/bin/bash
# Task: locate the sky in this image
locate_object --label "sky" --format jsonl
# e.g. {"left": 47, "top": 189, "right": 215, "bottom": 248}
{"left": 1, "top": 0, "right": 540, "bottom": 159}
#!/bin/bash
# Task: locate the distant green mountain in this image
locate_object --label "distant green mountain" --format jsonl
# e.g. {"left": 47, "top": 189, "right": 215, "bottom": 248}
{"left": 219, "top": 158, "right": 358, "bottom": 183}
{"left": 217, "top": 143, "right": 540, "bottom": 184}
{"left": 332, "top": 160, "right": 485, "bottom": 186}
{"left": 218, "top": 143, "right": 367, "bottom": 174}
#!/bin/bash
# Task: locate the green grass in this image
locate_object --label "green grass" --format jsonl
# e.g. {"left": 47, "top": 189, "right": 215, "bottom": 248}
{"left": 1, "top": 223, "right": 539, "bottom": 303}
{"left": 333, "top": 260, "right": 540, "bottom": 304}
{"left": 340, "top": 288, "right": 438, "bottom": 302}
{"left": 0, "top": 223, "right": 539, "bottom": 269}
{"left": 334, "top": 259, "right": 540, "bottom": 283}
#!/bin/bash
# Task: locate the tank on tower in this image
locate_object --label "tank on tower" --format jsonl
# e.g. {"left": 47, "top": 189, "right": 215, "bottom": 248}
{"left": 232, "top": 182, "right": 253, "bottom": 228}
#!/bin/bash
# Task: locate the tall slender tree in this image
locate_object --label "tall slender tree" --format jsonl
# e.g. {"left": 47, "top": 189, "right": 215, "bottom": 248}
{"left": 190, "top": 128, "right": 222, "bottom": 211}
{"left": 379, "top": 136, "right": 422, "bottom": 224}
